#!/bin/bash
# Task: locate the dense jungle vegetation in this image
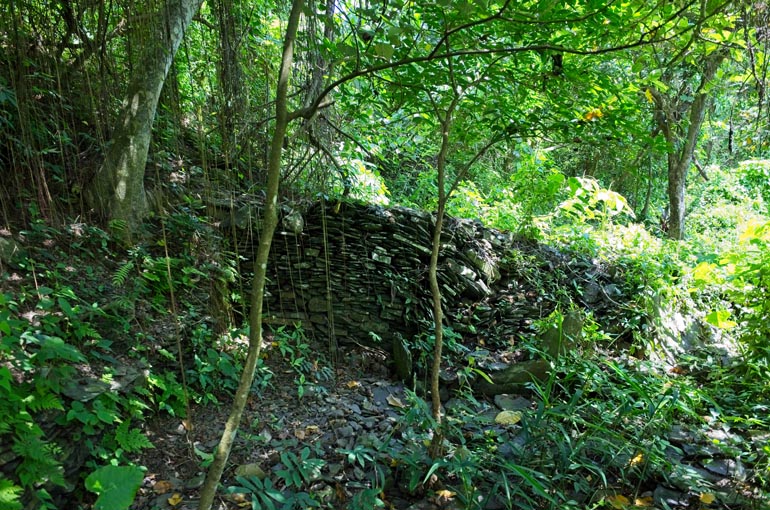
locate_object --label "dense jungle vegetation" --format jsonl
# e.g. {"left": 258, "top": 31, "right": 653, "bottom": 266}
{"left": 2, "top": 0, "right": 770, "bottom": 509}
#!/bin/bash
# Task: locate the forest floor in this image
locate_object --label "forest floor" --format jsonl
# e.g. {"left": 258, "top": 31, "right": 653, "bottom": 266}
{"left": 129, "top": 333, "right": 770, "bottom": 510}
{"left": 3, "top": 221, "right": 770, "bottom": 510}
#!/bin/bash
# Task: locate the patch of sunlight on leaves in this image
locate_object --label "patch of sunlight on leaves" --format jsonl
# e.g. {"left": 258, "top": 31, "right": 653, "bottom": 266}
{"left": 704, "top": 310, "right": 737, "bottom": 329}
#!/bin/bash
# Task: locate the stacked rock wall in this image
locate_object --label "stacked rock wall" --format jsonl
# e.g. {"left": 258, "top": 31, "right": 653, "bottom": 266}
{"left": 226, "top": 199, "right": 627, "bottom": 354}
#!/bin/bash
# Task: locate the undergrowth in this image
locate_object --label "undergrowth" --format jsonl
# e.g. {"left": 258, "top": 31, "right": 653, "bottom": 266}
{"left": 0, "top": 216, "right": 242, "bottom": 509}
{"left": 1, "top": 161, "right": 770, "bottom": 509}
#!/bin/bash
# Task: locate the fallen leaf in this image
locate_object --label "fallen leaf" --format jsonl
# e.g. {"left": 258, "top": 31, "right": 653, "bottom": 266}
{"left": 234, "top": 463, "right": 266, "bottom": 479}
{"left": 334, "top": 482, "right": 347, "bottom": 501}
{"left": 606, "top": 494, "right": 630, "bottom": 509}
{"left": 226, "top": 492, "right": 250, "bottom": 505}
{"left": 295, "top": 427, "right": 306, "bottom": 440}
{"left": 494, "top": 410, "right": 522, "bottom": 425}
{"left": 634, "top": 496, "right": 654, "bottom": 506}
{"left": 153, "top": 480, "right": 173, "bottom": 494}
{"left": 167, "top": 493, "right": 183, "bottom": 507}
{"left": 346, "top": 380, "right": 361, "bottom": 389}
{"left": 435, "top": 489, "right": 455, "bottom": 502}
{"left": 386, "top": 394, "right": 405, "bottom": 408}
{"left": 700, "top": 492, "right": 716, "bottom": 504}
{"left": 305, "top": 424, "right": 320, "bottom": 435}
{"left": 629, "top": 453, "right": 644, "bottom": 466}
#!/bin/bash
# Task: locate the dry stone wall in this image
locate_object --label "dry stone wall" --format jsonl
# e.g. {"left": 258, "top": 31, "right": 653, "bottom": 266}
{"left": 226, "top": 199, "right": 628, "bottom": 356}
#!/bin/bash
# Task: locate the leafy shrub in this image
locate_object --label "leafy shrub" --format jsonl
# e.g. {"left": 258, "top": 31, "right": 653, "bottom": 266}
{"left": 739, "top": 159, "right": 770, "bottom": 208}
{"left": 0, "top": 286, "right": 152, "bottom": 508}
{"left": 694, "top": 219, "right": 770, "bottom": 366}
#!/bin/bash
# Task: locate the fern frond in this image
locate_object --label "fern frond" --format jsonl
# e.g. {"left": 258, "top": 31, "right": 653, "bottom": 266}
{"left": 0, "top": 477, "right": 23, "bottom": 510}
{"left": 25, "top": 391, "right": 64, "bottom": 412}
{"left": 113, "top": 261, "right": 134, "bottom": 287}
{"left": 115, "top": 421, "right": 154, "bottom": 453}
{"left": 108, "top": 219, "right": 128, "bottom": 233}
{"left": 12, "top": 433, "right": 59, "bottom": 462}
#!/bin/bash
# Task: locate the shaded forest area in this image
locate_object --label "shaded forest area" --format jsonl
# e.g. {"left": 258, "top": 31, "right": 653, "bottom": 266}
{"left": 2, "top": 0, "right": 770, "bottom": 509}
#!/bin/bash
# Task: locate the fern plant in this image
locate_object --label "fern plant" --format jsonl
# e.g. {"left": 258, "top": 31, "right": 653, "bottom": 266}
{"left": 0, "top": 288, "right": 154, "bottom": 507}
{"left": 114, "top": 420, "right": 154, "bottom": 453}
{"left": 112, "top": 260, "right": 135, "bottom": 287}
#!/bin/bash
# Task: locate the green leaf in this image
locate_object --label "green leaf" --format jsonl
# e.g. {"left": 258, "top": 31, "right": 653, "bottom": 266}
{"left": 115, "top": 421, "right": 154, "bottom": 453}
{"left": 34, "top": 335, "right": 86, "bottom": 363}
{"left": 374, "top": 43, "right": 394, "bottom": 60}
{"left": 57, "top": 297, "right": 74, "bottom": 318}
{"left": 705, "top": 310, "right": 737, "bottom": 329}
{"left": 692, "top": 262, "right": 718, "bottom": 285}
{"left": 0, "top": 478, "right": 23, "bottom": 510}
{"left": 85, "top": 465, "right": 144, "bottom": 510}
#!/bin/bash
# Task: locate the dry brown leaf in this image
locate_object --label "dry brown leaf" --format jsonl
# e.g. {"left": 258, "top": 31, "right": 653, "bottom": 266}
{"left": 294, "top": 428, "right": 306, "bottom": 440}
{"left": 386, "top": 394, "right": 405, "bottom": 408}
{"left": 167, "top": 493, "right": 183, "bottom": 507}
{"left": 346, "top": 380, "right": 361, "bottom": 389}
{"left": 700, "top": 492, "right": 716, "bottom": 504}
{"left": 153, "top": 480, "right": 173, "bottom": 494}
{"left": 334, "top": 482, "right": 347, "bottom": 501}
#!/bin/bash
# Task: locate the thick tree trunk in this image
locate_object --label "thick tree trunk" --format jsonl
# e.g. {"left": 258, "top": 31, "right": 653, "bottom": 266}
{"left": 87, "top": 0, "right": 203, "bottom": 237}
{"left": 197, "top": 1, "right": 304, "bottom": 508}
{"left": 667, "top": 157, "right": 688, "bottom": 240}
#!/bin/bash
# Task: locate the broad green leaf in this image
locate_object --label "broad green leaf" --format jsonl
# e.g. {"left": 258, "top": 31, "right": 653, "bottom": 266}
{"left": 57, "top": 297, "right": 74, "bottom": 318}
{"left": 34, "top": 335, "right": 87, "bottom": 363}
{"left": 692, "top": 262, "right": 718, "bottom": 285}
{"left": 705, "top": 310, "right": 737, "bottom": 329}
{"left": 85, "top": 465, "right": 144, "bottom": 510}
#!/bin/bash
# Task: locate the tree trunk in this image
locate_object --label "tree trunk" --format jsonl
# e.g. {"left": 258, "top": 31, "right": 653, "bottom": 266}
{"left": 665, "top": 51, "right": 725, "bottom": 240}
{"left": 87, "top": 0, "right": 203, "bottom": 238}
{"left": 667, "top": 156, "right": 688, "bottom": 240}
{"left": 197, "top": 1, "right": 304, "bottom": 508}
{"left": 214, "top": 0, "right": 244, "bottom": 166}
{"left": 427, "top": 98, "right": 457, "bottom": 458}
